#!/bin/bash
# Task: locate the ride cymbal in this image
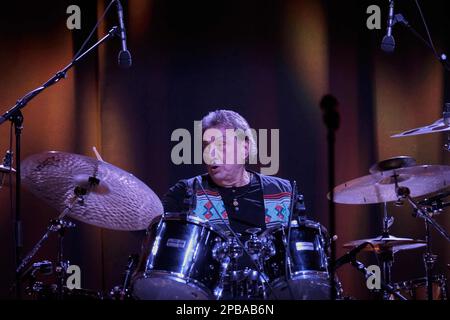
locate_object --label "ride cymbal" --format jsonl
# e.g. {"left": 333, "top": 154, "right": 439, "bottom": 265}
{"left": 21, "top": 151, "right": 163, "bottom": 231}
{"left": 331, "top": 165, "right": 450, "bottom": 204}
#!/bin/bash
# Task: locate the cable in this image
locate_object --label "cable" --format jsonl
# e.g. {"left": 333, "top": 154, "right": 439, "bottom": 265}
{"left": 414, "top": 0, "right": 439, "bottom": 58}
{"left": 71, "top": 0, "right": 117, "bottom": 63}
{"left": 195, "top": 176, "right": 279, "bottom": 300}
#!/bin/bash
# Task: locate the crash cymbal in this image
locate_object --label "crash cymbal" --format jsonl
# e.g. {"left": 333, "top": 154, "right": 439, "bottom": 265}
{"left": 332, "top": 165, "right": 450, "bottom": 204}
{"left": 21, "top": 151, "right": 163, "bottom": 231}
{"left": 391, "top": 118, "right": 450, "bottom": 138}
{"left": 343, "top": 235, "right": 426, "bottom": 253}
{"left": 369, "top": 156, "right": 416, "bottom": 174}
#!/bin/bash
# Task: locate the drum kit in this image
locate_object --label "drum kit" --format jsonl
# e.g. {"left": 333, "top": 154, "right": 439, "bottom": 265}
{"left": 332, "top": 159, "right": 450, "bottom": 300}
{"left": 132, "top": 213, "right": 340, "bottom": 300}
{"left": 329, "top": 109, "right": 450, "bottom": 300}
{"left": 6, "top": 111, "right": 450, "bottom": 300}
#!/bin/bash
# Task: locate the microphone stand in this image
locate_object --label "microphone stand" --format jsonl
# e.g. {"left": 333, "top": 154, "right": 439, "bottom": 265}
{"left": 393, "top": 7, "right": 450, "bottom": 166}
{"left": 320, "top": 95, "right": 340, "bottom": 300}
{"left": 391, "top": 13, "right": 450, "bottom": 71}
{"left": 0, "top": 26, "right": 119, "bottom": 298}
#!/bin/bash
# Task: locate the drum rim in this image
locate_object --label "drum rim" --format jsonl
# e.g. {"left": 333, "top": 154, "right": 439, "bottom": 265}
{"left": 264, "top": 219, "right": 324, "bottom": 232}
{"left": 291, "top": 270, "right": 330, "bottom": 279}
{"left": 132, "top": 270, "right": 216, "bottom": 299}
{"left": 259, "top": 220, "right": 328, "bottom": 243}
{"left": 269, "top": 271, "right": 330, "bottom": 285}
{"left": 269, "top": 273, "right": 344, "bottom": 298}
{"left": 149, "top": 212, "right": 223, "bottom": 235}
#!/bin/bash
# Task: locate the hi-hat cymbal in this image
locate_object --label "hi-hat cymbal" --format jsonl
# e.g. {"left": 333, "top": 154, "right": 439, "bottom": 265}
{"left": 332, "top": 165, "right": 450, "bottom": 204}
{"left": 21, "top": 151, "right": 163, "bottom": 231}
{"left": 391, "top": 118, "right": 450, "bottom": 138}
{"left": 343, "top": 235, "right": 426, "bottom": 253}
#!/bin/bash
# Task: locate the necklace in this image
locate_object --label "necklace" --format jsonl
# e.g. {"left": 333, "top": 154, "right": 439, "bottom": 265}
{"left": 231, "top": 172, "right": 252, "bottom": 211}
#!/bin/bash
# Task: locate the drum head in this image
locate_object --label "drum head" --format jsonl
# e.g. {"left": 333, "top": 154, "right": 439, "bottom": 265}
{"left": 132, "top": 273, "right": 212, "bottom": 300}
{"left": 268, "top": 274, "right": 335, "bottom": 300}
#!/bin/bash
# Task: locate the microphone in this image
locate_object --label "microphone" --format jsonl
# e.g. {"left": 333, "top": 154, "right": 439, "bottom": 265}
{"left": 381, "top": 0, "right": 396, "bottom": 53}
{"left": 115, "top": 0, "right": 132, "bottom": 68}
{"left": 334, "top": 241, "right": 370, "bottom": 270}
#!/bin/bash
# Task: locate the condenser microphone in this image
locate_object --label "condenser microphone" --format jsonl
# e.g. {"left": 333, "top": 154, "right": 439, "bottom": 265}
{"left": 381, "top": 0, "right": 396, "bottom": 53}
{"left": 116, "top": 0, "right": 132, "bottom": 68}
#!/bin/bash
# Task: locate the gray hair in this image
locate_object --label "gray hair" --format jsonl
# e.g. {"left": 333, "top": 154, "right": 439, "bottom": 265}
{"left": 202, "top": 109, "right": 251, "bottom": 132}
{"left": 201, "top": 109, "right": 257, "bottom": 163}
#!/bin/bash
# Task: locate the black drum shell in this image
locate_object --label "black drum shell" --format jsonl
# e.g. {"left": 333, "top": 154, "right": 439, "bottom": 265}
{"left": 262, "top": 220, "right": 341, "bottom": 300}
{"left": 132, "top": 213, "right": 224, "bottom": 300}
{"left": 263, "top": 220, "right": 330, "bottom": 281}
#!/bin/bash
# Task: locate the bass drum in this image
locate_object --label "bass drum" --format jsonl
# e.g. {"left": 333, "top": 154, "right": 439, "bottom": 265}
{"left": 131, "top": 213, "right": 225, "bottom": 300}
{"left": 262, "top": 219, "right": 341, "bottom": 300}
{"left": 392, "top": 275, "right": 448, "bottom": 300}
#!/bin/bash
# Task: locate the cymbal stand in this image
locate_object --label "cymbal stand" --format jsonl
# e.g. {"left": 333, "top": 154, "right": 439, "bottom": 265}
{"left": 110, "top": 254, "right": 139, "bottom": 300}
{"left": 16, "top": 178, "right": 98, "bottom": 299}
{"left": 396, "top": 185, "right": 450, "bottom": 301}
{"left": 378, "top": 248, "right": 395, "bottom": 300}
{"left": 396, "top": 186, "right": 450, "bottom": 243}
{"left": 377, "top": 182, "right": 397, "bottom": 299}
{"left": 423, "top": 220, "right": 437, "bottom": 301}
{"left": 15, "top": 206, "right": 76, "bottom": 299}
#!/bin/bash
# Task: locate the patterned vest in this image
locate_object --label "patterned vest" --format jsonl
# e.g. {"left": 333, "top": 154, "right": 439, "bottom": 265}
{"left": 185, "top": 172, "right": 296, "bottom": 230}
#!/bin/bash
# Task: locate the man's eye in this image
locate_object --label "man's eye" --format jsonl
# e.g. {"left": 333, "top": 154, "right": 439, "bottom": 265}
{"left": 203, "top": 141, "right": 225, "bottom": 146}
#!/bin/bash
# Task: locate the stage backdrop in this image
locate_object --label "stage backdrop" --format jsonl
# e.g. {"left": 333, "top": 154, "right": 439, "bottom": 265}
{"left": 0, "top": 0, "right": 449, "bottom": 299}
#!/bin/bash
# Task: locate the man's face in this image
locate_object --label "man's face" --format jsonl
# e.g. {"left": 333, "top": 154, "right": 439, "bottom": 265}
{"left": 203, "top": 127, "right": 249, "bottom": 185}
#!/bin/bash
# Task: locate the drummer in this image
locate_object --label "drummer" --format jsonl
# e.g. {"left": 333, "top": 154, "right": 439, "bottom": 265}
{"left": 163, "top": 109, "right": 305, "bottom": 266}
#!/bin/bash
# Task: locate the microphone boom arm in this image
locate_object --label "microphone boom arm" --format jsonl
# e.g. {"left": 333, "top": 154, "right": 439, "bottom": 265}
{"left": 391, "top": 12, "right": 450, "bottom": 71}
{"left": 0, "top": 27, "right": 119, "bottom": 126}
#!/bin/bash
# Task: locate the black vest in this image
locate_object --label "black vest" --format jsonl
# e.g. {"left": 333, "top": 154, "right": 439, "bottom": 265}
{"left": 185, "top": 171, "right": 299, "bottom": 230}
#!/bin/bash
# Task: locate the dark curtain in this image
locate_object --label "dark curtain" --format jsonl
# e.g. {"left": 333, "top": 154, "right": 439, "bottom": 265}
{"left": 0, "top": 0, "right": 449, "bottom": 299}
